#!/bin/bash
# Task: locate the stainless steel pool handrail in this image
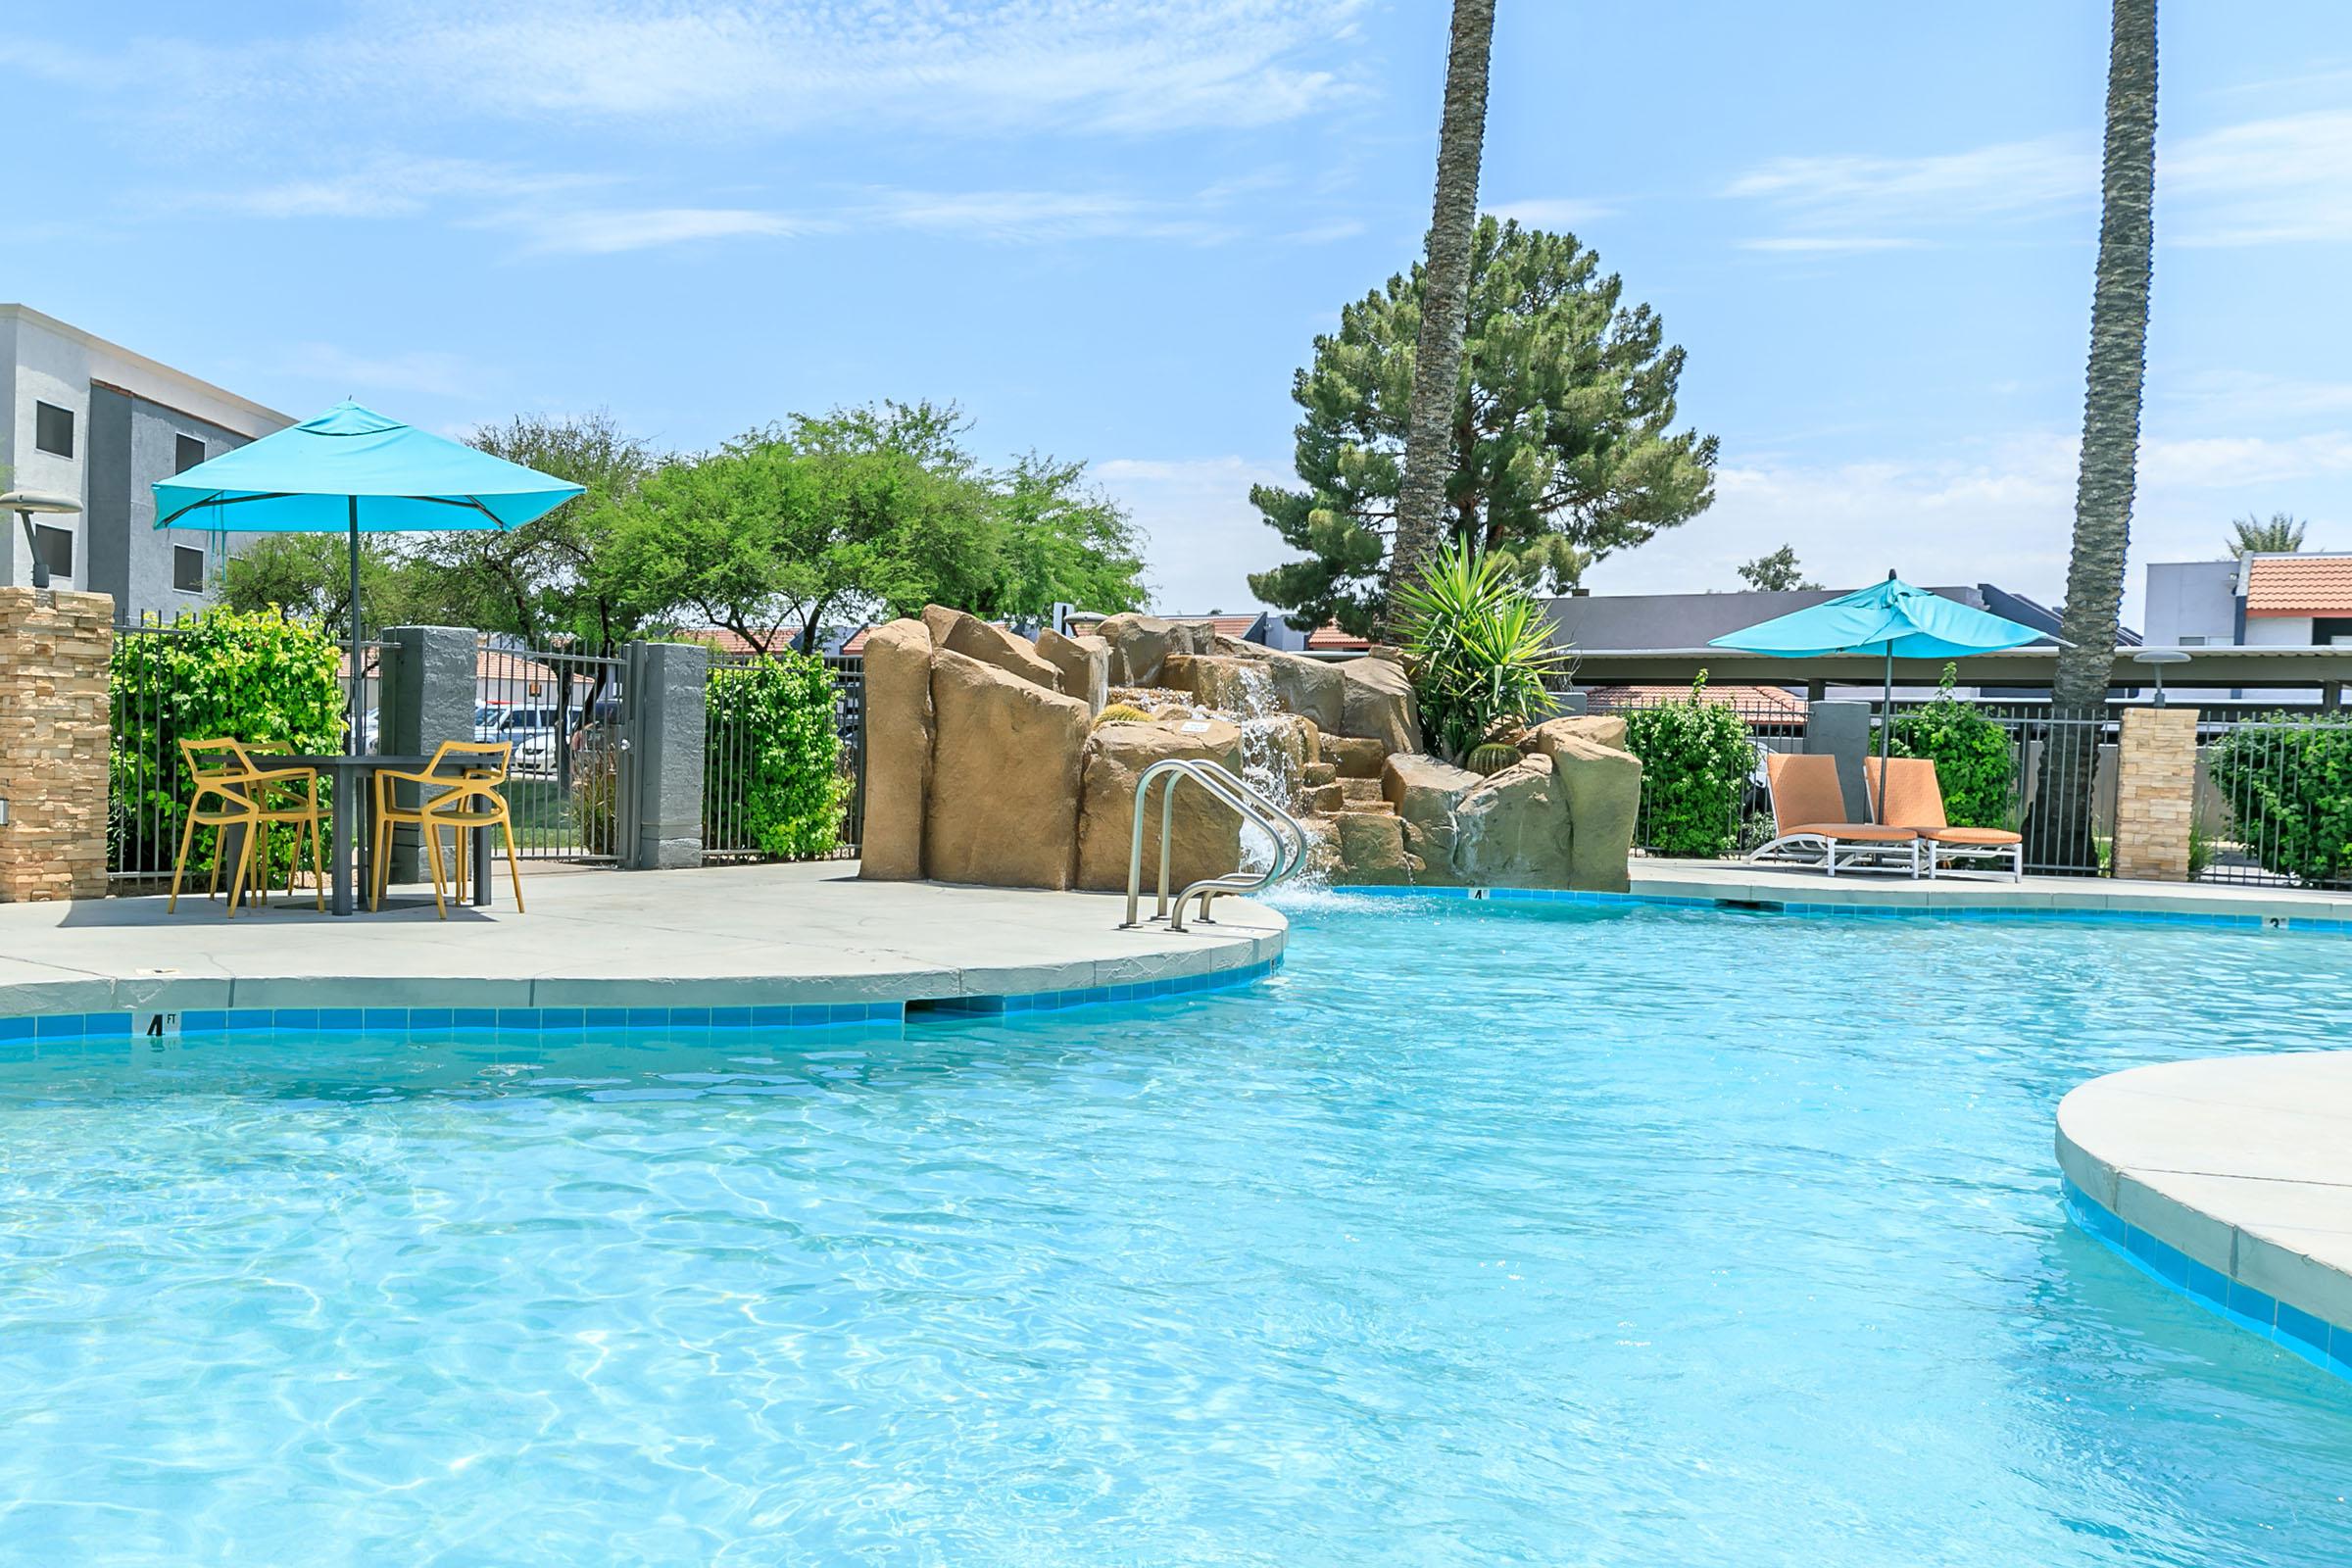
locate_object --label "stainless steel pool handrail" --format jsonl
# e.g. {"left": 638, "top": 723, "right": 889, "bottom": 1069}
{"left": 1122, "top": 758, "right": 1308, "bottom": 932}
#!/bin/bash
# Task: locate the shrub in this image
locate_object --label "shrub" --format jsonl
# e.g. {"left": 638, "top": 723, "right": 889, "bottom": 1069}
{"left": 1394, "top": 539, "right": 1566, "bottom": 763}
{"left": 1886, "top": 664, "right": 2017, "bottom": 829}
{"left": 2205, "top": 716, "right": 2352, "bottom": 885}
{"left": 1619, "top": 673, "right": 1757, "bottom": 858}
{"left": 109, "top": 609, "right": 344, "bottom": 885}
{"left": 571, "top": 738, "right": 620, "bottom": 858}
{"left": 704, "top": 653, "right": 847, "bottom": 859}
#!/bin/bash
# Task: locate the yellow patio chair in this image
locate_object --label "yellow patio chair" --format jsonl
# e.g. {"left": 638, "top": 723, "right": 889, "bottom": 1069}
{"left": 369, "top": 740, "right": 526, "bottom": 918}
{"left": 167, "top": 738, "right": 327, "bottom": 917}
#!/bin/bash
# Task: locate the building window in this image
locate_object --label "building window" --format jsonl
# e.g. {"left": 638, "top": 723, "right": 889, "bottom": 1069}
{"left": 172, "top": 545, "right": 207, "bottom": 594}
{"left": 174, "top": 434, "right": 207, "bottom": 473}
{"left": 2178, "top": 635, "right": 2208, "bottom": 647}
{"left": 31, "top": 523, "right": 74, "bottom": 578}
{"left": 34, "top": 401, "right": 74, "bottom": 458}
{"left": 2317, "top": 617, "right": 2352, "bottom": 647}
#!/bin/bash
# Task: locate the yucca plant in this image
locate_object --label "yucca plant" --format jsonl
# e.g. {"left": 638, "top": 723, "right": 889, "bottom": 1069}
{"left": 1392, "top": 538, "right": 1567, "bottom": 763}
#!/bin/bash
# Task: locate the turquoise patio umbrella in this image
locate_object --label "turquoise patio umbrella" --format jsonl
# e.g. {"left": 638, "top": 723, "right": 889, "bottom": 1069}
{"left": 153, "top": 402, "right": 583, "bottom": 753}
{"left": 1709, "top": 571, "right": 2051, "bottom": 819}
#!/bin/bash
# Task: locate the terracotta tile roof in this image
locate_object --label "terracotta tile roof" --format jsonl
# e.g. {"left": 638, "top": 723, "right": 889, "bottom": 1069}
{"left": 2244, "top": 555, "right": 2352, "bottom": 617}
{"left": 839, "top": 626, "right": 872, "bottom": 655}
{"left": 674, "top": 625, "right": 802, "bottom": 656}
{"left": 1581, "top": 683, "right": 1807, "bottom": 722}
{"left": 1306, "top": 621, "right": 1371, "bottom": 651}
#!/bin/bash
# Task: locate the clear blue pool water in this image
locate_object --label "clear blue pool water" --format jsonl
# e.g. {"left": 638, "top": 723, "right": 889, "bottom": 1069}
{"left": 4, "top": 895, "right": 2352, "bottom": 1564}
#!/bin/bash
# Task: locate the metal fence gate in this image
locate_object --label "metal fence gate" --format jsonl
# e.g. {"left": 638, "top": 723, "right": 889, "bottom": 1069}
{"left": 474, "top": 642, "right": 628, "bottom": 864}
{"left": 702, "top": 652, "right": 864, "bottom": 863}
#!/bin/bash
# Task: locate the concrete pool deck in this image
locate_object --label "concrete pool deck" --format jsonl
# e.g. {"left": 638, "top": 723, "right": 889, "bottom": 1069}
{"left": 2058, "top": 1054, "right": 2352, "bottom": 1377}
{"left": 0, "top": 863, "right": 1286, "bottom": 1023}
{"left": 1631, "top": 859, "right": 2352, "bottom": 928}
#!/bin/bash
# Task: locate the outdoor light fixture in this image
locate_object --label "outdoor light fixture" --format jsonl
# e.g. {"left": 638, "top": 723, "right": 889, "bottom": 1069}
{"left": 1, "top": 491, "right": 81, "bottom": 590}
{"left": 2133, "top": 648, "right": 2191, "bottom": 708}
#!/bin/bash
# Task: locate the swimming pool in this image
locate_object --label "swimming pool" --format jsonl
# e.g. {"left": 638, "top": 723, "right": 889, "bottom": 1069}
{"left": 4, "top": 893, "right": 2349, "bottom": 1564}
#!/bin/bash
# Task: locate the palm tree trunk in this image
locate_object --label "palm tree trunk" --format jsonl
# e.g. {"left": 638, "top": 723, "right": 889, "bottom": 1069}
{"left": 2033, "top": 0, "right": 2157, "bottom": 872}
{"left": 1381, "top": 0, "right": 1496, "bottom": 638}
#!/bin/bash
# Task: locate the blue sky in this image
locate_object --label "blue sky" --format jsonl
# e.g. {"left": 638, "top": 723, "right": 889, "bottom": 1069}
{"left": 9, "top": 1, "right": 2350, "bottom": 626}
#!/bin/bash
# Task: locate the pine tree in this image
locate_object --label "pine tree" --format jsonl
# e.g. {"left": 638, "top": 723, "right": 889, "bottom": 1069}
{"left": 1250, "top": 220, "right": 1717, "bottom": 635}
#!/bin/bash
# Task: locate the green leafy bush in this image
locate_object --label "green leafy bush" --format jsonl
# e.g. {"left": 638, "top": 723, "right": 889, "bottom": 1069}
{"left": 1886, "top": 665, "right": 2017, "bottom": 828}
{"left": 2205, "top": 716, "right": 2352, "bottom": 885}
{"left": 1394, "top": 538, "right": 1566, "bottom": 762}
{"left": 109, "top": 609, "right": 345, "bottom": 884}
{"left": 704, "top": 653, "right": 847, "bottom": 859}
{"left": 1619, "top": 673, "right": 1757, "bottom": 858}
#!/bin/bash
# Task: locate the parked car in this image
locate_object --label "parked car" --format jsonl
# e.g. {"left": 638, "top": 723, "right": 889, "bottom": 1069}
{"left": 474, "top": 705, "right": 563, "bottom": 771}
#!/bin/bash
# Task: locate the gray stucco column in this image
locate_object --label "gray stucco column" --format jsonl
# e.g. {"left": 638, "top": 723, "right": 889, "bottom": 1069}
{"left": 621, "top": 639, "right": 710, "bottom": 870}
{"left": 380, "top": 625, "right": 478, "bottom": 884}
{"left": 1805, "top": 700, "right": 1872, "bottom": 820}
{"left": 1553, "top": 690, "right": 1590, "bottom": 716}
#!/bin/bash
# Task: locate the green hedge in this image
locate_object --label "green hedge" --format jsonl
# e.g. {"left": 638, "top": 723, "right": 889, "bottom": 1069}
{"left": 704, "top": 653, "right": 846, "bottom": 859}
{"left": 2205, "top": 716, "right": 2352, "bottom": 885}
{"left": 110, "top": 610, "right": 345, "bottom": 884}
{"left": 1886, "top": 667, "right": 2016, "bottom": 829}
{"left": 1619, "top": 675, "right": 1757, "bottom": 858}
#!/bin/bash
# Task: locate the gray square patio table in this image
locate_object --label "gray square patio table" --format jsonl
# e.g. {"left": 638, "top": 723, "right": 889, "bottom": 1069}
{"left": 257, "top": 753, "right": 495, "bottom": 917}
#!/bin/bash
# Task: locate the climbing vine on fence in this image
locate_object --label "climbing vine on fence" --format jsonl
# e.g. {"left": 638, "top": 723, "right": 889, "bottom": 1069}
{"left": 1619, "top": 673, "right": 1757, "bottom": 858}
{"left": 1887, "top": 665, "right": 2016, "bottom": 828}
{"left": 109, "top": 610, "right": 345, "bottom": 884}
{"left": 704, "top": 652, "right": 846, "bottom": 860}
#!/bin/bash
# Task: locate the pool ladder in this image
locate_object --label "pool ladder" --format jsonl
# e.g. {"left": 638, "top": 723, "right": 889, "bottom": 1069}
{"left": 1122, "top": 758, "right": 1309, "bottom": 932}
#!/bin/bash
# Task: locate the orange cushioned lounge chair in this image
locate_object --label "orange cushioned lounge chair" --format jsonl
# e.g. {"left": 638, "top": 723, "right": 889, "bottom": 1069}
{"left": 1867, "top": 756, "right": 2024, "bottom": 882}
{"left": 1750, "top": 752, "right": 1921, "bottom": 877}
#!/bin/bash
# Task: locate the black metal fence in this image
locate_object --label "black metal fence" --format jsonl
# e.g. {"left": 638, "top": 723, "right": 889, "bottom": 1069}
{"left": 1578, "top": 685, "right": 1809, "bottom": 857}
{"left": 702, "top": 652, "right": 864, "bottom": 863}
{"left": 106, "top": 622, "right": 385, "bottom": 889}
{"left": 2192, "top": 710, "right": 2352, "bottom": 888}
{"left": 473, "top": 642, "right": 627, "bottom": 863}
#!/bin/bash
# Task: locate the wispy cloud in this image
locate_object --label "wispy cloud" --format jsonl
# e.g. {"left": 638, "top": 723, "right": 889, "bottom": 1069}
{"left": 498, "top": 207, "right": 824, "bottom": 257}
{"left": 1595, "top": 425, "right": 2352, "bottom": 618}
{"left": 14, "top": 1, "right": 1368, "bottom": 146}
{"left": 1096, "top": 455, "right": 1291, "bottom": 613}
{"left": 1724, "top": 108, "right": 2352, "bottom": 255}
{"left": 1723, "top": 134, "right": 2093, "bottom": 241}
{"left": 2165, "top": 109, "right": 2352, "bottom": 245}
{"left": 199, "top": 156, "right": 603, "bottom": 220}
{"left": 273, "top": 343, "right": 493, "bottom": 400}
{"left": 1736, "top": 235, "right": 1924, "bottom": 255}
{"left": 1486, "top": 198, "right": 1617, "bottom": 229}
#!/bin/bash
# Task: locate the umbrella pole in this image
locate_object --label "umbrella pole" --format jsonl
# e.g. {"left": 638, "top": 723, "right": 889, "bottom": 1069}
{"left": 1878, "top": 645, "right": 1893, "bottom": 824}
{"left": 348, "top": 497, "right": 363, "bottom": 758}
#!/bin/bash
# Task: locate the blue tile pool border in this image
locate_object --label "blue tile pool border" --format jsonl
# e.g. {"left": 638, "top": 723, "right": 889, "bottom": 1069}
{"left": 1334, "top": 882, "right": 2349, "bottom": 934}
{"left": 2061, "top": 1176, "right": 2352, "bottom": 1383}
{"left": 909, "top": 955, "right": 1281, "bottom": 1019}
{"left": 0, "top": 957, "right": 1287, "bottom": 1044}
{"left": 0, "top": 1001, "right": 908, "bottom": 1045}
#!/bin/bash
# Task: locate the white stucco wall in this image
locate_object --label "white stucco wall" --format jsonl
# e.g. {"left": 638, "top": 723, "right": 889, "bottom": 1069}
{"left": 1, "top": 306, "right": 287, "bottom": 599}
{"left": 2140, "top": 560, "right": 2240, "bottom": 646}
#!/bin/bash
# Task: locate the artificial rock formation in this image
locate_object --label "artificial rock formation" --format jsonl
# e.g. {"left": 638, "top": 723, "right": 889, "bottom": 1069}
{"left": 1074, "top": 716, "right": 1245, "bottom": 892}
{"left": 1037, "top": 626, "right": 1110, "bottom": 715}
{"left": 858, "top": 618, "right": 934, "bottom": 880}
{"left": 857, "top": 602, "right": 1636, "bottom": 896}
{"left": 1339, "top": 658, "right": 1420, "bottom": 755}
{"left": 923, "top": 605, "right": 1065, "bottom": 694}
{"left": 924, "top": 649, "right": 1091, "bottom": 888}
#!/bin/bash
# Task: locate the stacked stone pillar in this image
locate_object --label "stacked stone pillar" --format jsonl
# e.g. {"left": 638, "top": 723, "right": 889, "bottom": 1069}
{"left": 2110, "top": 706, "right": 2200, "bottom": 882}
{"left": 0, "top": 588, "right": 114, "bottom": 902}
